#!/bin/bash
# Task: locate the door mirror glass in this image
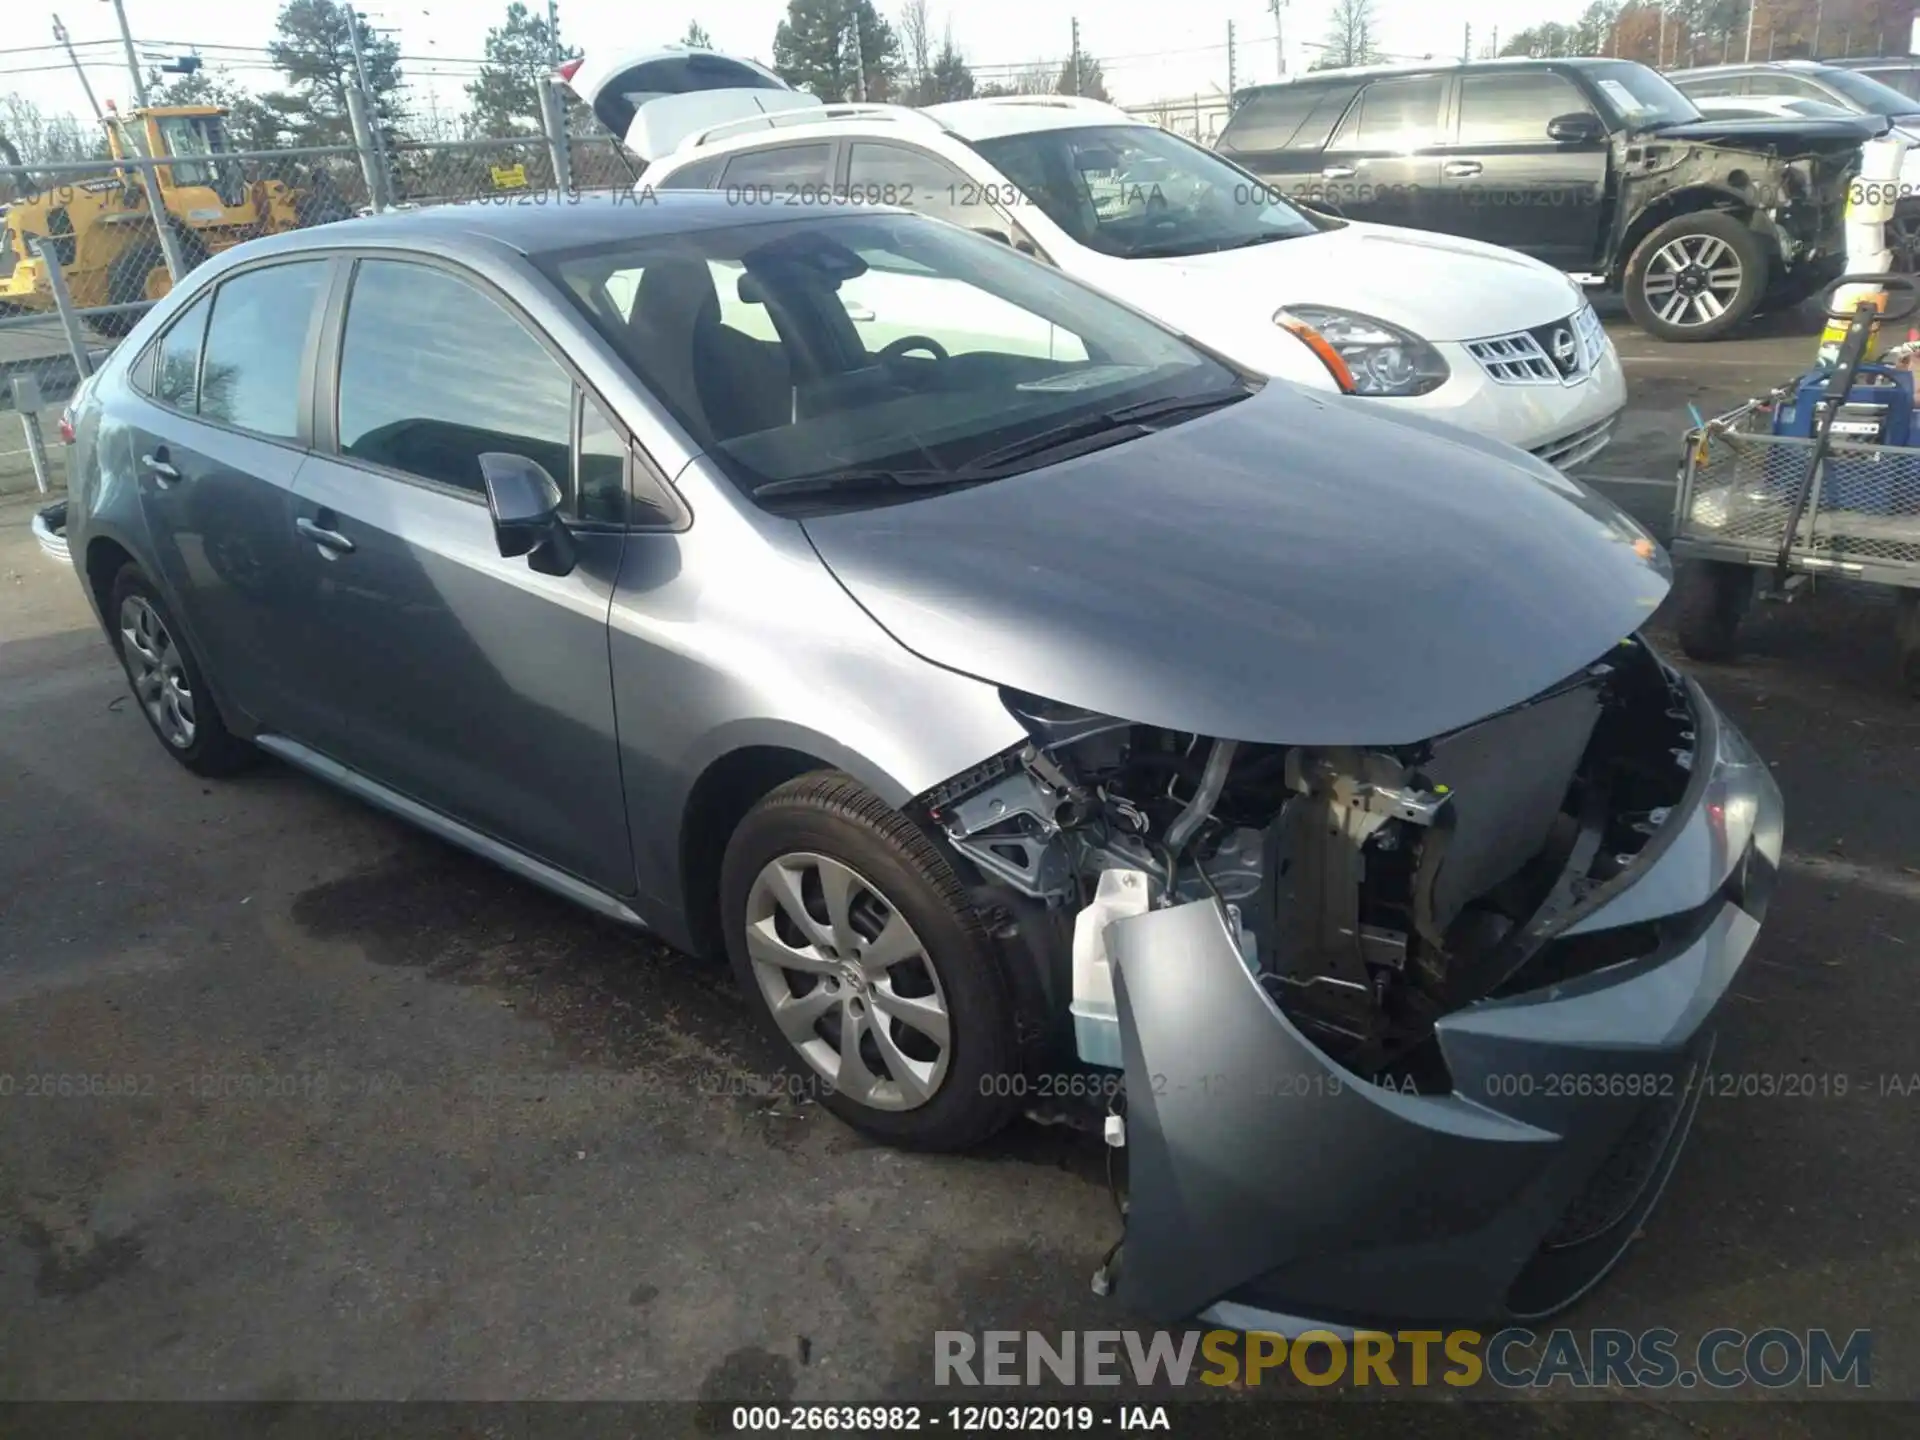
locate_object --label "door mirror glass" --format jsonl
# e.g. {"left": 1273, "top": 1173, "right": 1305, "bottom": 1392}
{"left": 1546, "top": 111, "right": 1604, "bottom": 144}
{"left": 480, "top": 452, "right": 576, "bottom": 575}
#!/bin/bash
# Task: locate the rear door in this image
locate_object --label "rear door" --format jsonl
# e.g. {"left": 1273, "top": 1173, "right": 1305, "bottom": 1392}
{"left": 1313, "top": 73, "right": 1447, "bottom": 230}
{"left": 126, "top": 259, "right": 332, "bottom": 730}
{"left": 1215, "top": 82, "right": 1361, "bottom": 197}
{"left": 1437, "top": 69, "right": 1609, "bottom": 265}
{"left": 286, "top": 255, "right": 634, "bottom": 894}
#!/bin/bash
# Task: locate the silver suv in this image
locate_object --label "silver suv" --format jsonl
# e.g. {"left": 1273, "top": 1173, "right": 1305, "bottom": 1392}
{"left": 63, "top": 194, "right": 1781, "bottom": 1331}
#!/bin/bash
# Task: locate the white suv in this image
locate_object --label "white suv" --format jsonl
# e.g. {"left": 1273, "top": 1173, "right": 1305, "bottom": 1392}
{"left": 563, "top": 47, "right": 1627, "bottom": 469}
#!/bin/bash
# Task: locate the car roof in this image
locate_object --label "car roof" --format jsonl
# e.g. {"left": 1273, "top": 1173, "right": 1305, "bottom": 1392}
{"left": 226, "top": 190, "right": 885, "bottom": 262}
{"left": 1669, "top": 60, "right": 1843, "bottom": 78}
{"left": 922, "top": 96, "right": 1139, "bottom": 140}
{"left": 1233, "top": 55, "right": 1634, "bottom": 96}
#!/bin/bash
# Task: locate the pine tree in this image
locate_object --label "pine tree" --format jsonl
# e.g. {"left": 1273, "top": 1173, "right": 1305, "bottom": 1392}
{"left": 261, "top": 0, "right": 407, "bottom": 147}
{"left": 772, "top": 0, "right": 902, "bottom": 102}
{"left": 467, "top": 2, "right": 576, "bottom": 136}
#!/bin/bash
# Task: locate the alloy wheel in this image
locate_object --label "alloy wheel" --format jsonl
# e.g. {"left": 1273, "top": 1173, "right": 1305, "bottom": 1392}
{"left": 1641, "top": 234, "right": 1744, "bottom": 329}
{"left": 742, "top": 852, "right": 952, "bottom": 1111}
{"left": 119, "top": 593, "right": 196, "bottom": 749}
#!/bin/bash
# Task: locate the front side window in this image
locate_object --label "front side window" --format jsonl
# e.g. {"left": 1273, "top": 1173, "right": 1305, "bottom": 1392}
{"left": 198, "top": 261, "right": 327, "bottom": 440}
{"left": 847, "top": 143, "right": 998, "bottom": 231}
{"left": 336, "top": 260, "right": 574, "bottom": 497}
{"left": 1458, "top": 73, "right": 1593, "bottom": 146}
{"left": 971, "top": 124, "right": 1321, "bottom": 259}
{"left": 576, "top": 397, "right": 629, "bottom": 524}
{"left": 155, "top": 115, "right": 234, "bottom": 188}
{"left": 539, "top": 212, "right": 1245, "bottom": 507}
{"left": 656, "top": 155, "right": 726, "bottom": 189}
{"left": 152, "top": 292, "right": 211, "bottom": 412}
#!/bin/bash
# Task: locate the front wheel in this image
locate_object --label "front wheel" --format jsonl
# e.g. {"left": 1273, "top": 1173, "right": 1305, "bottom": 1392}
{"left": 1671, "top": 559, "right": 1754, "bottom": 663}
{"left": 1624, "top": 212, "right": 1767, "bottom": 343}
{"left": 719, "top": 772, "right": 1024, "bottom": 1151}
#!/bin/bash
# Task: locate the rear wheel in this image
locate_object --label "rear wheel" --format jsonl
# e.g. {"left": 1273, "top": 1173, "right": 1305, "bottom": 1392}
{"left": 107, "top": 564, "right": 253, "bottom": 776}
{"left": 1671, "top": 560, "right": 1753, "bottom": 663}
{"left": 1891, "top": 198, "right": 1920, "bottom": 274}
{"left": 719, "top": 772, "right": 1023, "bottom": 1151}
{"left": 1624, "top": 212, "right": 1766, "bottom": 343}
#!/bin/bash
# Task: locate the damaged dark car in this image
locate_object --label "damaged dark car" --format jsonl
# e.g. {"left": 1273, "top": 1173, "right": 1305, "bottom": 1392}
{"left": 1217, "top": 57, "right": 1878, "bottom": 341}
{"left": 65, "top": 195, "right": 1782, "bottom": 1334}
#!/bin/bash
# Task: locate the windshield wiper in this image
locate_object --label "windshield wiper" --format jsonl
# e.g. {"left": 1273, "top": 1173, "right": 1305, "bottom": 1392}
{"left": 961, "top": 386, "right": 1255, "bottom": 473}
{"left": 752, "top": 467, "right": 981, "bottom": 500}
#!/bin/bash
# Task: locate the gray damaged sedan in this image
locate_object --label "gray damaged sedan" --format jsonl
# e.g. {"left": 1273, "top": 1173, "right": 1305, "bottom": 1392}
{"left": 61, "top": 193, "right": 1782, "bottom": 1331}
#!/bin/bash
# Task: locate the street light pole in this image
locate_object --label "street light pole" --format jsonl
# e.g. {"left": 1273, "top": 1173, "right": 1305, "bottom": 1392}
{"left": 53, "top": 15, "right": 104, "bottom": 122}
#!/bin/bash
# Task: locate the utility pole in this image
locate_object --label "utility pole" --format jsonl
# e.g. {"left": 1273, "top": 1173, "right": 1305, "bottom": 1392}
{"left": 105, "top": 0, "right": 188, "bottom": 283}
{"left": 548, "top": 0, "right": 561, "bottom": 64}
{"left": 1227, "top": 20, "right": 1236, "bottom": 99}
{"left": 1270, "top": 0, "right": 1287, "bottom": 78}
{"left": 344, "top": 7, "right": 393, "bottom": 210}
{"left": 52, "top": 15, "right": 104, "bottom": 123}
{"left": 1068, "top": 17, "right": 1081, "bottom": 97}
{"left": 1463, "top": 22, "right": 1472, "bottom": 61}
{"left": 1657, "top": 5, "right": 1667, "bottom": 68}
{"left": 1811, "top": 0, "right": 1824, "bottom": 57}
{"left": 849, "top": 12, "right": 867, "bottom": 101}
{"left": 1744, "top": 0, "right": 1758, "bottom": 62}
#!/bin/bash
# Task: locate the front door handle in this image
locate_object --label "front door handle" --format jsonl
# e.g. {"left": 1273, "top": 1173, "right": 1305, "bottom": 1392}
{"left": 1443, "top": 160, "right": 1484, "bottom": 178}
{"left": 1321, "top": 165, "right": 1357, "bottom": 179}
{"left": 296, "top": 516, "right": 355, "bottom": 555}
{"left": 140, "top": 452, "right": 180, "bottom": 486}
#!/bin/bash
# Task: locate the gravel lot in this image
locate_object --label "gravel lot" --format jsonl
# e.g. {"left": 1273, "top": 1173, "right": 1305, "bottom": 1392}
{"left": 2, "top": 318, "right": 1917, "bottom": 1435}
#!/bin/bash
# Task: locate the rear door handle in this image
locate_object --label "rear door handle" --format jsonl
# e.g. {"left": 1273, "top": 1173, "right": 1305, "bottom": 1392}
{"left": 1320, "top": 165, "right": 1357, "bottom": 179}
{"left": 1443, "top": 160, "right": 1484, "bottom": 178}
{"left": 296, "top": 516, "right": 355, "bottom": 555}
{"left": 140, "top": 452, "right": 179, "bottom": 485}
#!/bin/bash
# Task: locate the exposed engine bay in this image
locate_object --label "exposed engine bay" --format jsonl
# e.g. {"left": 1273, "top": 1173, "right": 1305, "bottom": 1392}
{"left": 918, "top": 635, "right": 1698, "bottom": 1089}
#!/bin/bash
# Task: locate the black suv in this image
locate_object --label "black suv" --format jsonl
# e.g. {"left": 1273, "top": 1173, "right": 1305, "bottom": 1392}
{"left": 1218, "top": 58, "right": 1878, "bottom": 341}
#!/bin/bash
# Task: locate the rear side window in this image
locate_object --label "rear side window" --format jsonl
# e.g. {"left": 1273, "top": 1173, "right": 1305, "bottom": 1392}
{"left": 198, "top": 261, "right": 327, "bottom": 439}
{"left": 1457, "top": 73, "right": 1593, "bottom": 145}
{"left": 1331, "top": 75, "right": 1446, "bottom": 150}
{"left": 336, "top": 259, "right": 574, "bottom": 497}
{"left": 1861, "top": 66, "right": 1920, "bottom": 101}
{"left": 152, "top": 292, "right": 211, "bottom": 412}
{"left": 847, "top": 143, "right": 997, "bottom": 229}
{"left": 1220, "top": 88, "right": 1321, "bottom": 151}
{"left": 656, "top": 155, "right": 726, "bottom": 189}
{"left": 1674, "top": 74, "right": 1748, "bottom": 100}
{"left": 722, "top": 143, "right": 833, "bottom": 189}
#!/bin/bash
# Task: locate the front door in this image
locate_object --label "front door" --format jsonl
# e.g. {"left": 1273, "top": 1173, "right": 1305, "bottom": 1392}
{"left": 128, "top": 260, "right": 332, "bottom": 731}
{"left": 1434, "top": 70, "right": 1609, "bottom": 266}
{"left": 1313, "top": 73, "right": 1447, "bottom": 230}
{"left": 286, "top": 256, "right": 633, "bottom": 895}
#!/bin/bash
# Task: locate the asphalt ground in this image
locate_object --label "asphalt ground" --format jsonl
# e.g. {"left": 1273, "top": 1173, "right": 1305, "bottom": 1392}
{"left": 1, "top": 312, "right": 1917, "bottom": 1437}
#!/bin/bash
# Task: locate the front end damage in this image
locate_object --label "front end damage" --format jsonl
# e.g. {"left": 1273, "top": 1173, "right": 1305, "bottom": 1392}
{"left": 916, "top": 635, "right": 1782, "bottom": 1327}
{"left": 1613, "top": 128, "right": 1866, "bottom": 290}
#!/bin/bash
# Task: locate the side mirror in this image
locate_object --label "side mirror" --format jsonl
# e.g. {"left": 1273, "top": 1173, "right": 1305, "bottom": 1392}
{"left": 1547, "top": 112, "right": 1604, "bottom": 144}
{"left": 971, "top": 225, "right": 1013, "bottom": 246}
{"left": 479, "top": 452, "right": 576, "bottom": 577}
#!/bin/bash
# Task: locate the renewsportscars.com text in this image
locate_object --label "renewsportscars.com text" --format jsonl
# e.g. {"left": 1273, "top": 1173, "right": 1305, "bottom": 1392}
{"left": 934, "top": 1327, "right": 1871, "bottom": 1390}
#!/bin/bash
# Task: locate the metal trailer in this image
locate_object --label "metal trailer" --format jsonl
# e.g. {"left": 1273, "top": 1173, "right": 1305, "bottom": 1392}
{"left": 1669, "top": 277, "right": 1920, "bottom": 694}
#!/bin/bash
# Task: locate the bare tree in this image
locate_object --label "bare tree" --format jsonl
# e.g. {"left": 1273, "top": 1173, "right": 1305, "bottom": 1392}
{"left": 900, "top": 0, "right": 934, "bottom": 91}
{"left": 1313, "top": 0, "right": 1383, "bottom": 68}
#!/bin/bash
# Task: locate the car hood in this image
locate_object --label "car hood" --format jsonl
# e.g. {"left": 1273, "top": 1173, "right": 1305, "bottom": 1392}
{"left": 1645, "top": 114, "right": 1884, "bottom": 150}
{"left": 1120, "top": 222, "right": 1586, "bottom": 342}
{"left": 801, "top": 385, "right": 1671, "bottom": 747}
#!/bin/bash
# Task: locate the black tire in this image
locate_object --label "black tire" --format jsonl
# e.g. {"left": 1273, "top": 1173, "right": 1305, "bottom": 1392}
{"left": 1896, "top": 592, "right": 1920, "bottom": 699}
{"left": 719, "top": 771, "right": 1023, "bottom": 1151}
{"left": 1671, "top": 560, "right": 1753, "bottom": 663}
{"left": 106, "top": 563, "right": 254, "bottom": 777}
{"left": 1623, "top": 211, "right": 1767, "bottom": 343}
{"left": 1892, "top": 198, "right": 1920, "bottom": 275}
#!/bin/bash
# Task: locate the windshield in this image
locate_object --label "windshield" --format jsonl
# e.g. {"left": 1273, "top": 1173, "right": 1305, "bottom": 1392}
{"left": 1582, "top": 61, "right": 1702, "bottom": 131}
{"left": 541, "top": 212, "right": 1242, "bottom": 505}
{"left": 1821, "top": 68, "right": 1920, "bottom": 117}
{"left": 969, "top": 123, "right": 1322, "bottom": 259}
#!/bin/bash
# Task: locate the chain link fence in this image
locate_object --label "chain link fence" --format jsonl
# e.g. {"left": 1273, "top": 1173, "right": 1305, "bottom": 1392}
{"left": 1, "top": 82, "right": 636, "bottom": 497}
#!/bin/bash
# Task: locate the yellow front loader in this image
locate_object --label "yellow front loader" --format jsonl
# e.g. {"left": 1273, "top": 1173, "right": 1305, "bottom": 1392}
{"left": 1, "top": 104, "right": 349, "bottom": 333}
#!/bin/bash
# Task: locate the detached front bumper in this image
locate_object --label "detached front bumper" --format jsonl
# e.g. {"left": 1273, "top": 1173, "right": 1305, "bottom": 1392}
{"left": 1108, "top": 682, "right": 1782, "bottom": 1329}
